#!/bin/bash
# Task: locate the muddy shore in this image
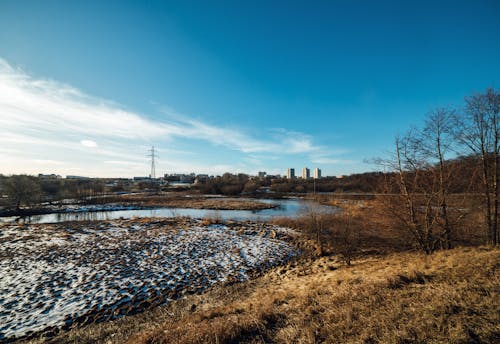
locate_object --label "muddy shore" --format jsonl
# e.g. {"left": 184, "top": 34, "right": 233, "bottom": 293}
{"left": 121, "top": 196, "right": 278, "bottom": 210}
{"left": 0, "top": 197, "right": 278, "bottom": 219}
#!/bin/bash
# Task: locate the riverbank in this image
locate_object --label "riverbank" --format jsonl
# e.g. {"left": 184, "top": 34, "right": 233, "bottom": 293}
{"left": 0, "top": 218, "right": 299, "bottom": 342}
{"left": 0, "top": 196, "right": 279, "bottom": 219}
{"left": 113, "top": 195, "right": 279, "bottom": 210}
{"left": 0, "top": 204, "right": 156, "bottom": 219}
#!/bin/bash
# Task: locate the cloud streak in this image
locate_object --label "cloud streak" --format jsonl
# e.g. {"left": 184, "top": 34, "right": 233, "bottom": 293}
{"left": 0, "top": 58, "right": 348, "bottom": 177}
{"left": 155, "top": 110, "right": 321, "bottom": 155}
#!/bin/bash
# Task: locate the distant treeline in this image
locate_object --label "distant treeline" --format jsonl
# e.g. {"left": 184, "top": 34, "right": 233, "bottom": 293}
{"left": 194, "top": 173, "right": 268, "bottom": 195}
{"left": 0, "top": 175, "right": 110, "bottom": 211}
{"left": 192, "top": 172, "right": 390, "bottom": 195}
{"left": 270, "top": 154, "right": 484, "bottom": 194}
{"left": 187, "top": 154, "right": 485, "bottom": 196}
{"left": 269, "top": 173, "right": 386, "bottom": 194}
{"left": 0, "top": 153, "right": 488, "bottom": 211}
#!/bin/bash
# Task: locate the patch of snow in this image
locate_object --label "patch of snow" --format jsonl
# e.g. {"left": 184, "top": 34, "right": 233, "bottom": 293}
{"left": 0, "top": 220, "right": 298, "bottom": 340}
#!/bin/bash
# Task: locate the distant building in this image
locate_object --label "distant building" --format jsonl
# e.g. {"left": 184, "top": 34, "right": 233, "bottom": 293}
{"left": 302, "top": 167, "right": 310, "bottom": 179}
{"left": 66, "top": 175, "right": 90, "bottom": 180}
{"left": 287, "top": 168, "right": 295, "bottom": 179}
{"left": 194, "top": 174, "right": 210, "bottom": 184}
{"left": 258, "top": 171, "right": 267, "bottom": 178}
{"left": 38, "top": 174, "right": 62, "bottom": 179}
{"left": 313, "top": 168, "right": 322, "bottom": 179}
{"left": 164, "top": 173, "right": 195, "bottom": 184}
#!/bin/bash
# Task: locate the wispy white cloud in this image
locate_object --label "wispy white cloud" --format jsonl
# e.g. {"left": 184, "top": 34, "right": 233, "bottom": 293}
{"left": 0, "top": 63, "right": 171, "bottom": 141}
{"left": 0, "top": 57, "right": 349, "bottom": 177}
{"left": 308, "top": 149, "right": 356, "bottom": 165}
{"left": 0, "top": 59, "right": 189, "bottom": 176}
{"left": 32, "top": 159, "right": 65, "bottom": 165}
{"left": 310, "top": 157, "right": 357, "bottom": 164}
{"left": 155, "top": 106, "right": 328, "bottom": 155}
{"left": 267, "top": 128, "right": 319, "bottom": 154}
{"left": 81, "top": 140, "right": 98, "bottom": 148}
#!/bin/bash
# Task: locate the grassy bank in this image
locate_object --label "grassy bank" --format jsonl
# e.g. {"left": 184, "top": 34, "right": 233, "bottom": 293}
{"left": 26, "top": 246, "right": 499, "bottom": 344}
{"left": 89, "top": 195, "right": 277, "bottom": 210}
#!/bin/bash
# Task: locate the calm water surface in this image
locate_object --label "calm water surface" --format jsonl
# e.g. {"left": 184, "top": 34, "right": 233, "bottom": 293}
{"left": 2, "top": 199, "right": 336, "bottom": 224}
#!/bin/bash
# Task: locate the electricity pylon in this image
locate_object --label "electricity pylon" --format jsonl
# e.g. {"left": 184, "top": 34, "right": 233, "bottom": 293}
{"left": 147, "top": 146, "right": 157, "bottom": 179}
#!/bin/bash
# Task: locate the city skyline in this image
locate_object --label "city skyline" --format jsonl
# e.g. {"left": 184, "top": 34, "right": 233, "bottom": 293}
{"left": 35, "top": 167, "right": 328, "bottom": 180}
{"left": 1, "top": 1, "right": 499, "bottom": 178}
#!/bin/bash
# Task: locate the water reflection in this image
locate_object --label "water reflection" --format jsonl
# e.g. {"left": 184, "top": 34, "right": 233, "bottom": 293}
{"left": 2, "top": 199, "right": 336, "bottom": 224}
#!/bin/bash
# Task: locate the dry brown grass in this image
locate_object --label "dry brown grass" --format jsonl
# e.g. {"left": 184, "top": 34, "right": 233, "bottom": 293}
{"left": 130, "top": 247, "right": 499, "bottom": 344}
{"left": 33, "top": 246, "right": 499, "bottom": 344}
{"left": 18, "top": 197, "right": 498, "bottom": 344}
{"left": 324, "top": 196, "right": 490, "bottom": 254}
{"left": 271, "top": 199, "right": 410, "bottom": 258}
{"left": 98, "top": 195, "right": 275, "bottom": 210}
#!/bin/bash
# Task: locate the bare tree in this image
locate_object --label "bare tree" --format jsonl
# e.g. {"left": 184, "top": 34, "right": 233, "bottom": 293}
{"left": 419, "top": 108, "right": 456, "bottom": 248}
{"left": 395, "top": 133, "right": 441, "bottom": 253}
{"left": 330, "top": 209, "right": 361, "bottom": 266}
{"left": 456, "top": 88, "right": 500, "bottom": 245}
{"left": 4, "top": 175, "right": 42, "bottom": 211}
{"left": 374, "top": 101, "right": 483, "bottom": 253}
{"left": 377, "top": 130, "right": 452, "bottom": 254}
{"left": 303, "top": 202, "right": 328, "bottom": 255}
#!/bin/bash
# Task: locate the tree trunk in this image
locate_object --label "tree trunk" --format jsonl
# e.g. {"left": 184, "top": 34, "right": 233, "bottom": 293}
{"left": 395, "top": 139, "right": 425, "bottom": 251}
{"left": 481, "top": 151, "right": 493, "bottom": 244}
{"left": 494, "top": 118, "right": 499, "bottom": 245}
{"left": 437, "top": 134, "right": 452, "bottom": 249}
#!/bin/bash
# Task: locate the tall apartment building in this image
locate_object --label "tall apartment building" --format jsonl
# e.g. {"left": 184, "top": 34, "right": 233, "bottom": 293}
{"left": 287, "top": 168, "right": 295, "bottom": 179}
{"left": 313, "top": 168, "right": 322, "bottom": 179}
{"left": 302, "top": 167, "right": 310, "bottom": 179}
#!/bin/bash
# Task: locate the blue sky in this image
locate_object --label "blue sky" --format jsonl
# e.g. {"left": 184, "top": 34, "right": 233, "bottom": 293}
{"left": 1, "top": 0, "right": 499, "bottom": 177}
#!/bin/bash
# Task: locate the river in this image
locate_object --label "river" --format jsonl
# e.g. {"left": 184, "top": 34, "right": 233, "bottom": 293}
{"left": 1, "top": 198, "right": 336, "bottom": 224}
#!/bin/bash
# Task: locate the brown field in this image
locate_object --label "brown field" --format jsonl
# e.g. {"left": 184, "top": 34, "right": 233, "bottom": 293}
{"left": 17, "top": 196, "right": 500, "bottom": 344}
{"left": 23, "top": 245, "right": 499, "bottom": 344}
{"left": 93, "top": 195, "right": 277, "bottom": 210}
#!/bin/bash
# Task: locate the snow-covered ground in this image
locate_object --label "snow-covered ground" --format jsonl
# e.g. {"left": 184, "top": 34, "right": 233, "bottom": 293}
{"left": 0, "top": 219, "right": 298, "bottom": 340}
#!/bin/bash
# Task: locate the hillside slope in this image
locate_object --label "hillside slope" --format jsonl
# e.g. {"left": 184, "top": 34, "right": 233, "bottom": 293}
{"left": 29, "top": 246, "right": 499, "bottom": 344}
